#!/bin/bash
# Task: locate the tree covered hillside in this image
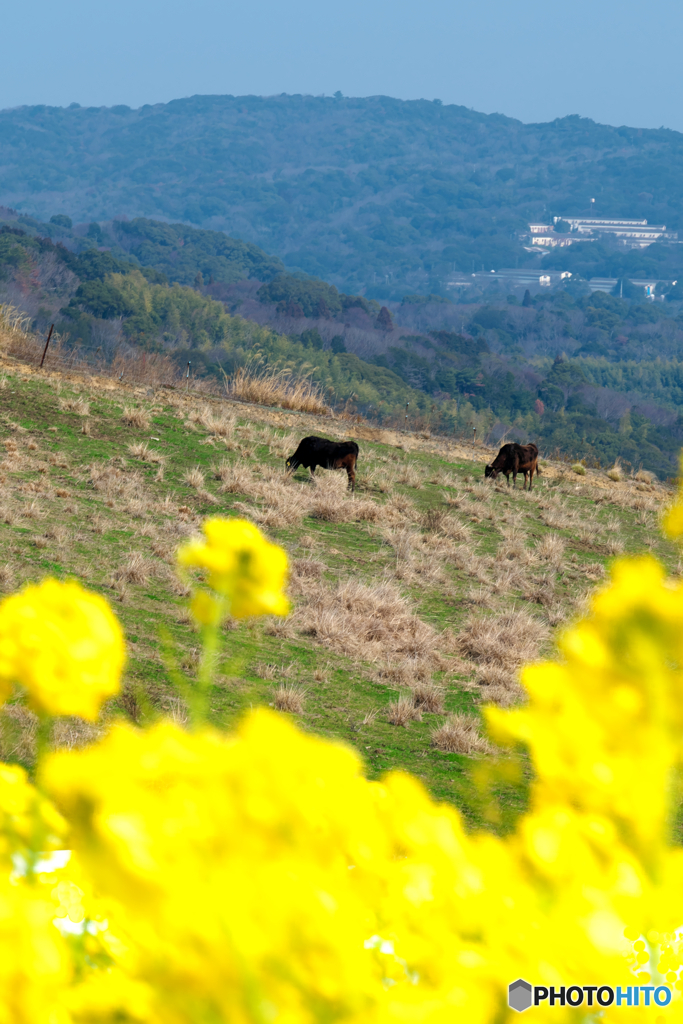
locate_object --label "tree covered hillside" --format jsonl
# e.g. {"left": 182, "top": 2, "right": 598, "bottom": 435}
{"left": 4, "top": 207, "right": 683, "bottom": 476}
{"left": 6, "top": 95, "right": 683, "bottom": 294}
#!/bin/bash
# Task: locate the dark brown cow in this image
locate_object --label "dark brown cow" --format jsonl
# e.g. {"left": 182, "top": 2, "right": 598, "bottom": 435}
{"left": 286, "top": 436, "right": 359, "bottom": 491}
{"left": 485, "top": 442, "right": 539, "bottom": 491}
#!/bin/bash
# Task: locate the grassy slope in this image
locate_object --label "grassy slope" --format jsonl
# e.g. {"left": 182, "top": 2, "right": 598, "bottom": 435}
{"left": 0, "top": 348, "right": 675, "bottom": 829}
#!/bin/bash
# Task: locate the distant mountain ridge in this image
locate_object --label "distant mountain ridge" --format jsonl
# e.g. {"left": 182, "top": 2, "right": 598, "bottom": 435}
{"left": 4, "top": 94, "right": 683, "bottom": 295}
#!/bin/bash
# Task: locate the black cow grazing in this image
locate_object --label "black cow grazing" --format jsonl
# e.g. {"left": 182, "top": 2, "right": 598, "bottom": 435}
{"left": 286, "top": 436, "right": 360, "bottom": 491}
{"left": 485, "top": 442, "right": 539, "bottom": 491}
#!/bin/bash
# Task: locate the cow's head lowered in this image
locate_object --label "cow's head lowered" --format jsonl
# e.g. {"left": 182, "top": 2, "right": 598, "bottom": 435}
{"left": 484, "top": 463, "right": 497, "bottom": 479}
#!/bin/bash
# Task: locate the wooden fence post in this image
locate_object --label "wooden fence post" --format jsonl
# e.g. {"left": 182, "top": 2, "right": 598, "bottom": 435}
{"left": 39, "top": 324, "right": 54, "bottom": 368}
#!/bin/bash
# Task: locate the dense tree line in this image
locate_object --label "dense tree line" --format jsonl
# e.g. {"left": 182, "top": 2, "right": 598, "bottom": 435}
{"left": 7, "top": 95, "right": 683, "bottom": 295}
{"left": 4, "top": 211, "right": 683, "bottom": 474}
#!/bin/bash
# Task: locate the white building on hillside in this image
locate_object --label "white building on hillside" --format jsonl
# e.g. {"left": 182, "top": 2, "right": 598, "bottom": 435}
{"left": 555, "top": 217, "right": 677, "bottom": 248}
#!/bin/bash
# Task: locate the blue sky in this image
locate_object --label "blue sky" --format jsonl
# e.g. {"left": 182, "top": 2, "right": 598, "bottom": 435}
{"left": 3, "top": 0, "right": 683, "bottom": 131}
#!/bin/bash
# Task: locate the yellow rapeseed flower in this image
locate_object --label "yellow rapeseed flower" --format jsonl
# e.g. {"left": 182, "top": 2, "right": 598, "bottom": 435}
{"left": 0, "top": 873, "right": 72, "bottom": 1024}
{"left": 15, "top": 463, "right": 683, "bottom": 1021}
{"left": 664, "top": 452, "right": 683, "bottom": 539}
{"left": 177, "top": 517, "right": 289, "bottom": 619}
{"left": 0, "top": 579, "right": 125, "bottom": 720}
{"left": 0, "top": 762, "right": 65, "bottom": 867}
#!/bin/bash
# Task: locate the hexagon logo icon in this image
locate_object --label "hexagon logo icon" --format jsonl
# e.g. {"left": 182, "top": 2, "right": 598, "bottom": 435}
{"left": 509, "top": 978, "right": 533, "bottom": 1012}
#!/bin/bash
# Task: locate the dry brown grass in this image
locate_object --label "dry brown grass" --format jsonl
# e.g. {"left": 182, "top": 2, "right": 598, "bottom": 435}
{"left": 295, "top": 579, "right": 438, "bottom": 662}
{"left": 474, "top": 664, "right": 526, "bottom": 706}
{"left": 236, "top": 485, "right": 310, "bottom": 528}
{"left": 421, "top": 507, "right": 469, "bottom": 540}
{"left": 190, "top": 405, "right": 236, "bottom": 438}
{"left": 0, "top": 705, "right": 37, "bottom": 762}
{"left": 230, "top": 470, "right": 382, "bottom": 529}
{"left": 535, "top": 533, "right": 566, "bottom": 566}
{"left": 409, "top": 680, "right": 445, "bottom": 713}
{"left": 128, "top": 441, "right": 165, "bottom": 465}
{"left": 59, "top": 397, "right": 90, "bottom": 416}
{"left": 51, "top": 716, "right": 101, "bottom": 751}
{"left": 496, "top": 528, "right": 533, "bottom": 565}
{"left": 44, "top": 524, "right": 70, "bottom": 547}
{"left": 0, "top": 303, "right": 31, "bottom": 342}
{"left": 274, "top": 684, "right": 307, "bottom": 713}
{"left": 457, "top": 608, "right": 548, "bottom": 669}
{"left": 162, "top": 695, "right": 190, "bottom": 727}
{"left": 291, "top": 557, "right": 325, "bottom": 581}
{"left": 308, "top": 474, "right": 381, "bottom": 524}
{"left": 225, "top": 365, "right": 329, "bottom": 415}
{"left": 432, "top": 715, "right": 491, "bottom": 754}
{"left": 215, "top": 461, "right": 258, "bottom": 494}
{"left": 387, "top": 696, "right": 422, "bottom": 726}
{"left": 268, "top": 431, "right": 308, "bottom": 461}
{"left": 183, "top": 466, "right": 206, "bottom": 489}
{"left": 121, "top": 406, "right": 151, "bottom": 430}
{"left": 383, "top": 526, "right": 415, "bottom": 562}
{"left": 113, "top": 551, "right": 151, "bottom": 586}
{"left": 396, "top": 463, "right": 423, "bottom": 488}
{"left": 90, "top": 462, "right": 148, "bottom": 504}
{"left": 0, "top": 504, "right": 21, "bottom": 527}
{"left": 0, "top": 563, "right": 16, "bottom": 592}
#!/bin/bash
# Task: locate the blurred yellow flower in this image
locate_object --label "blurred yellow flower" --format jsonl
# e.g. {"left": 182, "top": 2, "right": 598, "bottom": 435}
{"left": 13, "top": 474, "right": 683, "bottom": 1022}
{"left": 663, "top": 452, "right": 683, "bottom": 538}
{"left": 0, "top": 872, "right": 72, "bottom": 1024}
{"left": 0, "top": 579, "right": 125, "bottom": 720}
{"left": 188, "top": 589, "right": 223, "bottom": 626}
{"left": 0, "top": 762, "right": 65, "bottom": 867}
{"left": 177, "top": 517, "right": 289, "bottom": 619}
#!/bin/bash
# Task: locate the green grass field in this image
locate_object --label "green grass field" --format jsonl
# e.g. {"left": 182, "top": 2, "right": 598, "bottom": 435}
{"left": 0, "top": 355, "right": 675, "bottom": 830}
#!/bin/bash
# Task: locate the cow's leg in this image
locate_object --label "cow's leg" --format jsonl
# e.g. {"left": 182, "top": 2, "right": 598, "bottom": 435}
{"left": 309, "top": 463, "right": 317, "bottom": 480}
{"left": 528, "top": 466, "right": 534, "bottom": 491}
{"left": 347, "top": 459, "right": 356, "bottom": 492}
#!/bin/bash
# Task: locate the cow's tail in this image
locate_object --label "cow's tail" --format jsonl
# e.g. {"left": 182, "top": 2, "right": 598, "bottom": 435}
{"left": 536, "top": 461, "right": 542, "bottom": 475}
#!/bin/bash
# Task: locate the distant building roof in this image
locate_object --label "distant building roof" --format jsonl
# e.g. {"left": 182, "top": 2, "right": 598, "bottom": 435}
{"left": 561, "top": 217, "right": 648, "bottom": 228}
{"left": 549, "top": 216, "right": 677, "bottom": 248}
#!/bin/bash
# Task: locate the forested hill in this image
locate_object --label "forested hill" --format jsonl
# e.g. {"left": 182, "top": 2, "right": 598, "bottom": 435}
{"left": 5, "top": 94, "right": 683, "bottom": 295}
